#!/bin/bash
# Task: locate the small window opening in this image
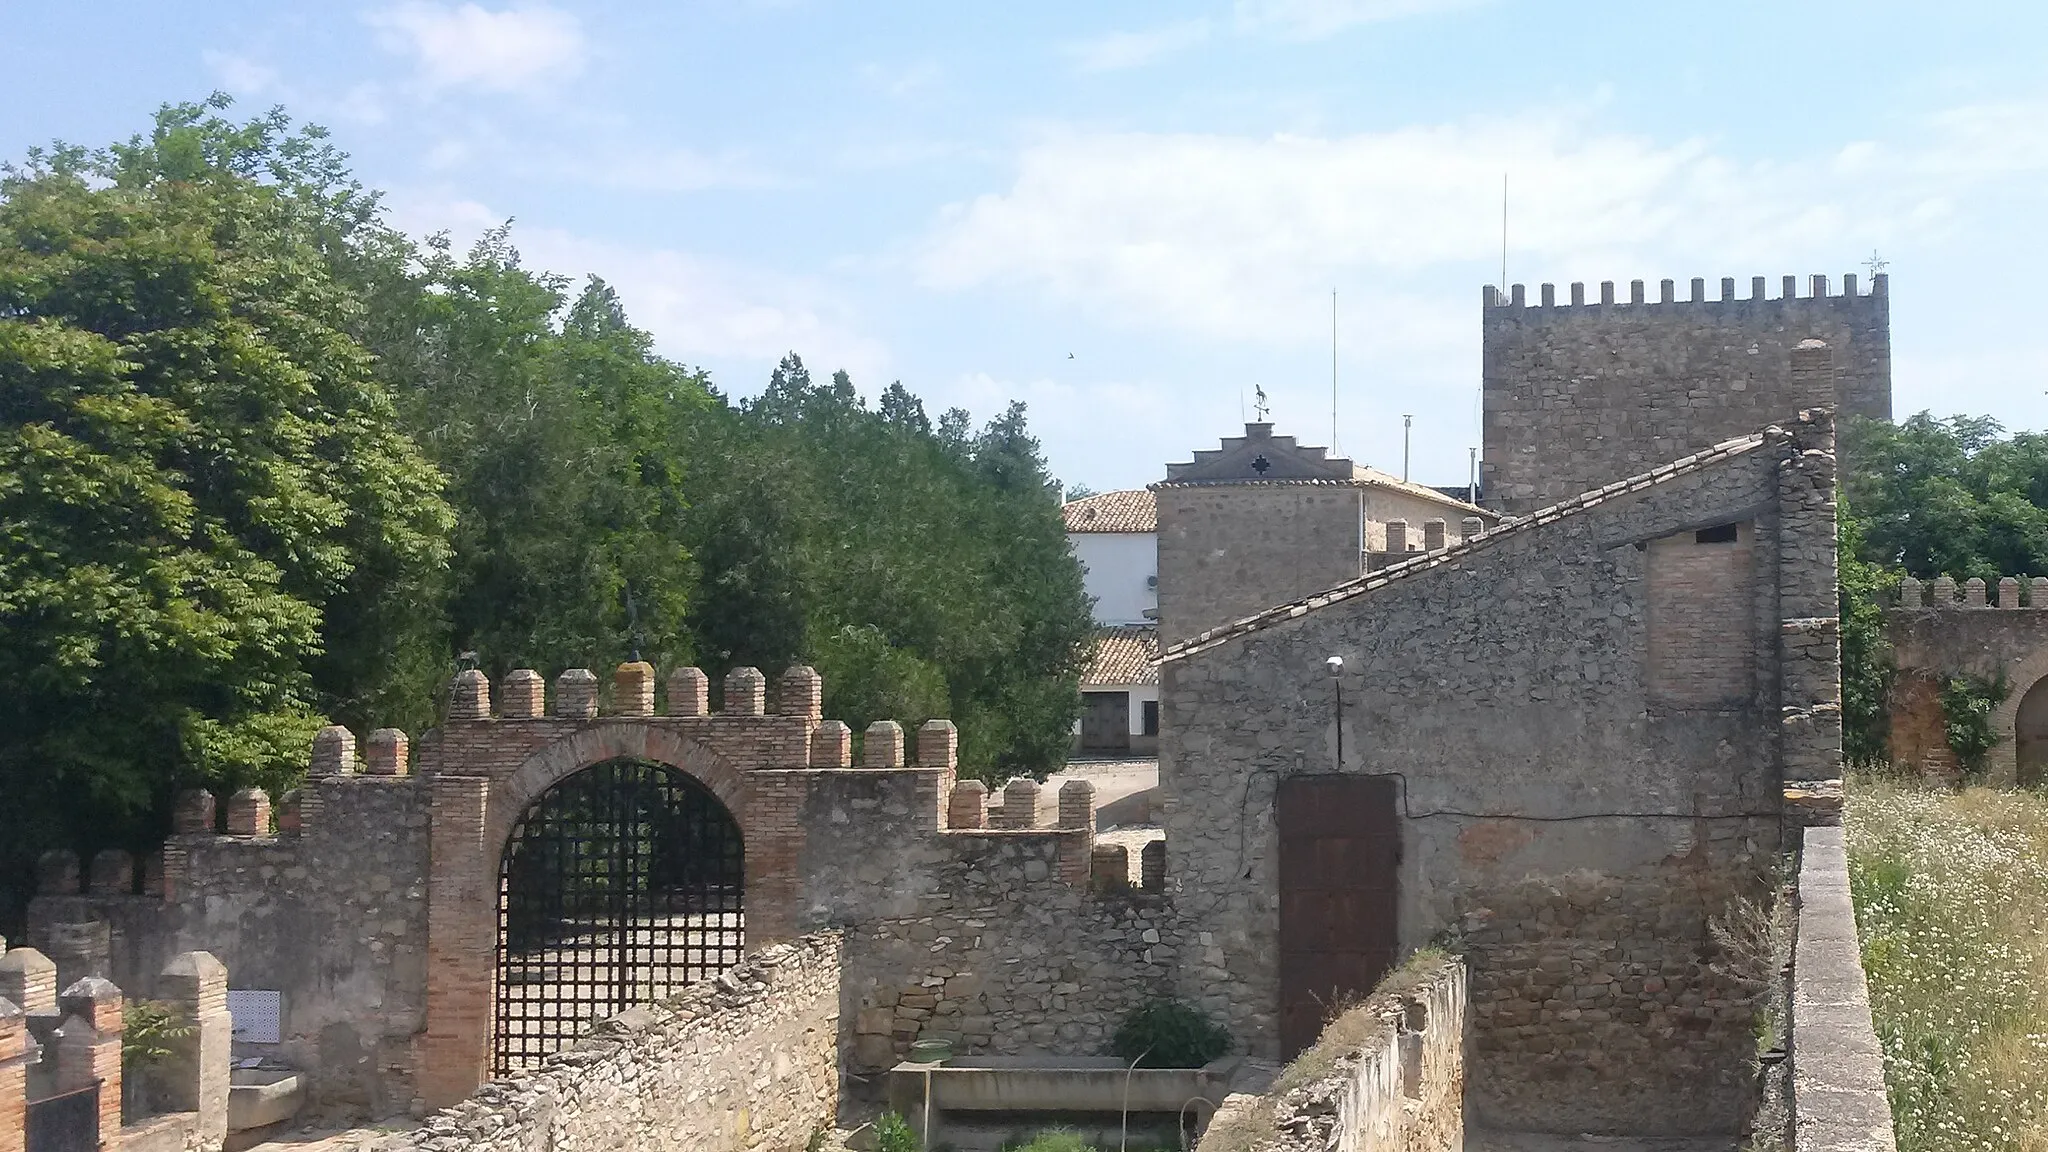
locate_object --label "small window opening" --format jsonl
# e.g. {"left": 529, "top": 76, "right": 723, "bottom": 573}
{"left": 1695, "top": 523, "right": 1739, "bottom": 544}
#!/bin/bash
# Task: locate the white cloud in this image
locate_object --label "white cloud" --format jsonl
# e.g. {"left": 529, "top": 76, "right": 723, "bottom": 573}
{"left": 1232, "top": 0, "right": 1481, "bottom": 39}
{"left": 384, "top": 195, "right": 888, "bottom": 383}
{"left": 916, "top": 104, "right": 2048, "bottom": 344}
{"left": 203, "top": 50, "right": 280, "bottom": 95}
{"left": 1064, "top": 20, "right": 1212, "bottom": 72}
{"left": 365, "top": 3, "right": 586, "bottom": 94}
{"left": 597, "top": 147, "right": 786, "bottom": 192}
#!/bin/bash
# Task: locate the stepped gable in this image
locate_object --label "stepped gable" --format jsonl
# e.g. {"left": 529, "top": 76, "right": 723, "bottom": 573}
{"left": 1156, "top": 421, "right": 1356, "bottom": 485}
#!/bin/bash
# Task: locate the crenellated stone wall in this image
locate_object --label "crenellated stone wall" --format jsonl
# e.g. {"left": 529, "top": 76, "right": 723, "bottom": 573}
{"left": 1888, "top": 575, "right": 2048, "bottom": 785}
{"left": 1482, "top": 273, "right": 1888, "bottom": 513}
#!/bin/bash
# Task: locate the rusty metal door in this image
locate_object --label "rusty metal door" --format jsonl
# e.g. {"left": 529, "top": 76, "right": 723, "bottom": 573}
{"left": 1276, "top": 775, "right": 1400, "bottom": 1057}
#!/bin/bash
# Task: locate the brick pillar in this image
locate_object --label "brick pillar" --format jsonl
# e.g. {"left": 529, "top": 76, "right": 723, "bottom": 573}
{"left": 724, "top": 667, "right": 766, "bottom": 715}
{"left": 41, "top": 922, "right": 110, "bottom": 992}
{"left": 666, "top": 667, "right": 708, "bottom": 716}
{"left": 158, "top": 952, "right": 231, "bottom": 1149}
{"left": 420, "top": 775, "right": 494, "bottom": 1109}
{"left": 448, "top": 669, "right": 492, "bottom": 720}
{"left": 501, "top": 669, "right": 545, "bottom": 718}
{"left": 365, "top": 729, "right": 410, "bottom": 776}
{"left": 0, "top": 950, "right": 54, "bottom": 1016}
{"left": 614, "top": 662, "right": 655, "bottom": 716}
{"left": 224, "top": 787, "right": 271, "bottom": 836}
{"left": 87, "top": 851, "right": 131, "bottom": 897}
{"left": 999, "top": 779, "right": 1041, "bottom": 829}
{"left": 1141, "top": 840, "right": 1166, "bottom": 892}
{"left": 1058, "top": 780, "right": 1096, "bottom": 832}
{"left": 862, "top": 721, "right": 905, "bottom": 768}
{"left": 1422, "top": 518, "right": 1447, "bottom": 551}
{"left": 1460, "top": 516, "right": 1484, "bottom": 540}
{"left": 948, "top": 780, "right": 987, "bottom": 829}
{"left": 1897, "top": 576, "right": 1922, "bottom": 607}
{"left": 555, "top": 668, "right": 598, "bottom": 718}
{"left": 1091, "top": 844, "right": 1130, "bottom": 892}
{"left": 0, "top": 998, "right": 23, "bottom": 1152}
{"left": 36, "top": 851, "right": 78, "bottom": 896}
{"left": 777, "top": 666, "right": 823, "bottom": 721}
{"left": 1386, "top": 520, "right": 1408, "bottom": 553}
{"left": 809, "top": 721, "right": 851, "bottom": 768}
{"left": 1965, "top": 577, "right": 1987, "bottom": 607}
{"left": 310, "top": 726, "right": 356, "bottom": 776}
{"left": 917, "top": 720, "right": 958, "bottom": 769}
{"left": 55, "top": 977, "right": 122, "bottom": 1143}
{"left": 2000, "top": 576, "right": 2022, "bottom": 609}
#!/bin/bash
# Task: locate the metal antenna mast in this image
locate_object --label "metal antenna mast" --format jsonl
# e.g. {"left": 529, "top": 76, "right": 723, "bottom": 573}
{"left": 1331, "top": 289, "right": 1339, "bottom": 452}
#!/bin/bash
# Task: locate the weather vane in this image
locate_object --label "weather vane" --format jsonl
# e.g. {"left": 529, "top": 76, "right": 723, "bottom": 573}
{"left": 1864, "top": 249, "right": 1889, "bottom": 278}
{"left": 1253, "top": 384, "right": 1270, "bottom": 421}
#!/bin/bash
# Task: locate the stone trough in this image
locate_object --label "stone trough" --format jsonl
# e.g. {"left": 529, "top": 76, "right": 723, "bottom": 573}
{"left": 885, "top": 1056, "right": 1236, "bottom": 1149}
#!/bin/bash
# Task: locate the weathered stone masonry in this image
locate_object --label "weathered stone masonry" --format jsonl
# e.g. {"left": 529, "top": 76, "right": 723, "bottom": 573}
{"left": 29, "top": 662, "right": 1183, "bottom": 1118}
{"left": 1160, "top": 409, "right": 1839, "bottom": 1135}
{"left": 1888, "top": 574, "right": 2048, "bottom": 785}
{"left": 1482, "top": 272, "right": 1887, "bottom": 513}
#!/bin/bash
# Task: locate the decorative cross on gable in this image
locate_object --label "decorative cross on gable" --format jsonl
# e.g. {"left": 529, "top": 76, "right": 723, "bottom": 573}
{"left": 1251, "top": 455, "right": 1271, "bottom": 475}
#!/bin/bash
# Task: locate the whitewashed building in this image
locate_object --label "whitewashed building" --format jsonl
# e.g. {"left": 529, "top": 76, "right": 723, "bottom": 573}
{"left": 1062, "top": 490, "right": 1160, "bottom": 755}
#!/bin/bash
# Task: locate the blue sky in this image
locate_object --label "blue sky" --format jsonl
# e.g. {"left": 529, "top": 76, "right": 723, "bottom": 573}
{"left": 5, "top": 1, "right": 2046, "bottom": 491}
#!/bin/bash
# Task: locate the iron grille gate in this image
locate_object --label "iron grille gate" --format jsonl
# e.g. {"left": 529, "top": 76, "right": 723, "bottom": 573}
{"left": 494, "top": 759, "right": 744, "bottom": 1073}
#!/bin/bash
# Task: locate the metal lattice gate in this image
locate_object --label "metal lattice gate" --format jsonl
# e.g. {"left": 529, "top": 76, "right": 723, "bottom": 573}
{"left": 493, "top": 759, "right": 744, "bottom": 1072}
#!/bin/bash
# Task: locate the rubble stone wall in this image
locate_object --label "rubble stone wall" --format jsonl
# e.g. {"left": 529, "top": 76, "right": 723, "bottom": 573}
{"left": 1482, "top": 275, "right": 1887, "bottom": 512}
{"left": 389, "top": 933, "right": 841, "bottom": 1152}
{"left": 1162, "top": 412, "right": 1837, "bottom": 1134}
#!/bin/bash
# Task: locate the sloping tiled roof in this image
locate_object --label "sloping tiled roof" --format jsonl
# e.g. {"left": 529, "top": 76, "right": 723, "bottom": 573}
{"left": 1159, "top": 431, "right": 1775, "bottom": 663}
{"left": 1084, "top": 625, "right": 1159, "bottom": 686}
{"left": 1063, "top": 490, "right": 1156, "bottom": 534}
{"left": 1353, "top": 466, "right": 1495, "bottom": 518}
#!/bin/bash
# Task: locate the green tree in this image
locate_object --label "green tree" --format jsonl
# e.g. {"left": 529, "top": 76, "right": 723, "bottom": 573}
{"left": 0, "top": 98, "right": 452, "bottom": 921}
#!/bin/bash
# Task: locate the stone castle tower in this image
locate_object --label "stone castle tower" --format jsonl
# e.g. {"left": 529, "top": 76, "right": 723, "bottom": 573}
{"left": 1480, "top": 272, "right": 1890, "bottom": 513}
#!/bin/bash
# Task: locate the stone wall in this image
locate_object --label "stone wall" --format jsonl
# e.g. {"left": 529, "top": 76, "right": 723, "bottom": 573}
{"left": 389, "top": 933, "right": 841, "bottom": 1152}
{"left": 789, "top": 766, "right": 1186, "bottom": 1072}
{"left": 1160, "top": 411, "right": 1838, "bottom": 1135}
{"left": 1197, "top": 957, "right": 1465, "bottom": 1152}
{"left": 1789, "top": 827, "right": 1896, "bottom": 1151}
{"left": 1155, "top": 483, "right": 1364, "bottom": 648}
{"left": 28, "top": 775, "right": 431, "bottom": 1119}
{"left": 1889, "top": 575, "right": 2048, "bottom": 785}
{"left": 1482, "top": 274, "right": 1888, "bottom": 513}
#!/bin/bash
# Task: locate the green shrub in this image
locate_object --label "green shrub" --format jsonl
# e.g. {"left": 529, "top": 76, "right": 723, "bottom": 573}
{"left": 1939, "top": 674, "right": 2007, "bottom": 779}
{"left": 873, "top": 1111, "right": 918, "bottom": 1152}
{"left": 1003, "top": 1130, "right": 1095, "bottom": 1152}
{"left": 1110, "top": 997, "right": 1231, "bottom": 1068}
{"left": 121, "top": 1001, "right": 193, "bottom": 1072}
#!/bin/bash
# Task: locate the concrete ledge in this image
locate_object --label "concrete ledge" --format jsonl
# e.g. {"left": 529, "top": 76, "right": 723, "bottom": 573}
{"left": 1791, "top": 826, "right": 1896, "bottom": 1152}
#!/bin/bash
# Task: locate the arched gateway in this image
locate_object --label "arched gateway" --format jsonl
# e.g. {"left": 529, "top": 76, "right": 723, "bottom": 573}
{"left": 493, "top": 758, "right": 743, "bottom": 1071}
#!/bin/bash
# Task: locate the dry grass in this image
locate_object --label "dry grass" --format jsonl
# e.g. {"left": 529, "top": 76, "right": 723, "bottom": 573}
{"left": 1196, "top": 948, "right": 1457, "bottom": 1152}
{"left": 1847, "top": 781, "right": 2048, "bottom": 1150}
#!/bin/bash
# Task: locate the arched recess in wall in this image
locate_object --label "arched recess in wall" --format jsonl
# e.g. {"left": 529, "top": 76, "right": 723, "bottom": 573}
{"left": 1988, "top": 648, "right": 2048, "bottom": 788}
{"left": 2016, "top": 677, "right": 2048, "bottom": 788}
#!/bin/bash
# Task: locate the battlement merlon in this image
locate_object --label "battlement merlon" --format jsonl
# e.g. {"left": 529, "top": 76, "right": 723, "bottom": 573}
{"left": 1485, "top": 271, "right": 1888, "bottom": 312}
{"left": 1897, "top": 573, "right": 2048, "bottom": 609}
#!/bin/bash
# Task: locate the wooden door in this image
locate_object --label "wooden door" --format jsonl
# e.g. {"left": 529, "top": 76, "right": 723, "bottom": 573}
{"left": 1276, "top": 775, "right": 1400, "bottom": 1058}
{"left": 1080, "top": 691, "right": 1131, "bottom": 752}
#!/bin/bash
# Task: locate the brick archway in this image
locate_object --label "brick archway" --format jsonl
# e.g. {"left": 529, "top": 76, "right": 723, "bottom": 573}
{"left": 1992, "top": 653, "right": 2048, "bottom": 786}
{"left": 485, "top": 722, "right": 750, "bottom": 856}
{"left": 417, "top": 712, "right": 813, "bottom": 1107}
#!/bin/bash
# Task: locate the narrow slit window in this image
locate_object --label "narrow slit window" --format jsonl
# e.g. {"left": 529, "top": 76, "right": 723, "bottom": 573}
{"left": 1695, "top": 523, "right": 1739, "bottom": 544}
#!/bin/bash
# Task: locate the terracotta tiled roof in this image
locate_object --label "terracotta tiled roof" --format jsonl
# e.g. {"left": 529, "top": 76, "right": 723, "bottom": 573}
{"left": 1063, "top": 490, "right": 1156, "bottom": 534}
{"left": 1083, "top": 625, "right": 1159, "bottom": 686}
{"left": 1159, "top": 430, "right": 1781, "bottom": 663}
